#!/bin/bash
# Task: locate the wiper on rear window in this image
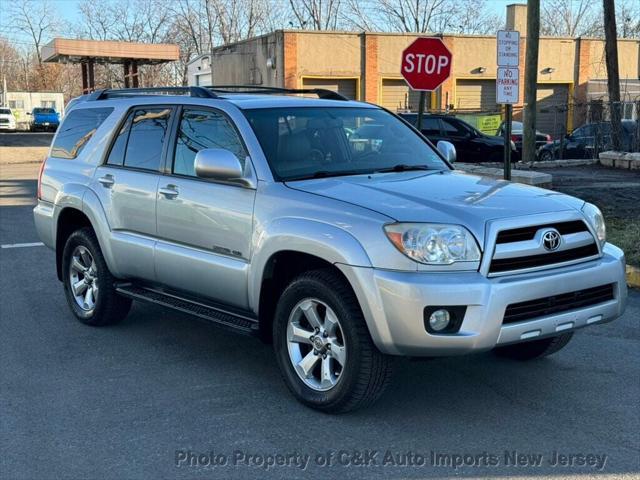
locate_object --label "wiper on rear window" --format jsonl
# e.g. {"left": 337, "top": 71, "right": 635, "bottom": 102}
{"left": 374, "top": 164, "right": 433, "bottom": 173}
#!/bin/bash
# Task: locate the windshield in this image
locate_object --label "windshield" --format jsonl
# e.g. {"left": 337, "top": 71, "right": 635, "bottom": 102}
{"left": 243, "top": 107, "right": 448, "bottom": 181}
{"left": 34, "top": 108, "right": 55, "bottom": 114}
{"left": 0, "top": 108, "right": 11, "bottom": 115}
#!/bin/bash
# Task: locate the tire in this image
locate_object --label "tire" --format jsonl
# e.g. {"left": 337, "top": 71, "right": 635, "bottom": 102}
{"left": 62, "top": 227, "right": 131, "bottom": 326}
{"left": 538, "top": 150, "right": 554, "bottom": 162}
{"left": 273, "top": 269, "right": 393, "bottom": 413}
{"left": 493, "top": 332, "right": 574, "bottom": 361}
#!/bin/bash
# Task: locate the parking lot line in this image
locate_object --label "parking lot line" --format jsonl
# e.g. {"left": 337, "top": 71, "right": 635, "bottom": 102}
{"left": 1, "top": 242, "right": 45, "bottom": 249}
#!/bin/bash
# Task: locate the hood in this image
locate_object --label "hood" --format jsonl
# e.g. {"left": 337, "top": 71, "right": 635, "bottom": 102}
{"left": 286, "top": 170, "right": 584, "bottom": 243}
{"left": 482, "top": 134, "right": 504, "bottom": 145}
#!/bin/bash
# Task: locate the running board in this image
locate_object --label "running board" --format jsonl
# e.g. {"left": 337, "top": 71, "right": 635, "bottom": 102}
{"left": 115, "top": 283, "right": 259, "bottom": 335}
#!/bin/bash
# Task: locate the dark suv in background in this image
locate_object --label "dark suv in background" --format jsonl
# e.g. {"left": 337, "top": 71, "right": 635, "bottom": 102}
{"left": 537, "top": 120, "right": 638, "bottom": 161}
{"left": 399, "top": 113, "right": 513, "bottom": 163}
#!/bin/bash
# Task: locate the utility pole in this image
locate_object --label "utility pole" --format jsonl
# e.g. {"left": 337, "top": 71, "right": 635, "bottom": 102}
{"left": 523, "top": 0, "right": 540, "bottom": 164}
{"left": 603, "top": 0, "right": 622, "bottom": 151}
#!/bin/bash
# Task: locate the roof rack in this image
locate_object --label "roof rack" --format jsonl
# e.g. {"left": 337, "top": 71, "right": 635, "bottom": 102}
{"left": 205, "top": 85, "right": 350, "bottom": 101}
{"left": 88, "top": 86, "right": 219, "bottom": 101}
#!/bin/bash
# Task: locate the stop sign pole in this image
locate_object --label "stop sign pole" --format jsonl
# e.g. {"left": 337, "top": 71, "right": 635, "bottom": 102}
{"left": 401, "top": 38, "right": 452, "bottom": 131}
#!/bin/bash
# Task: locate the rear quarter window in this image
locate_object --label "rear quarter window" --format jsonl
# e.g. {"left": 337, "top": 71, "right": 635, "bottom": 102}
{"left": 51, "top": 108, "right": 114, "bottom": 159}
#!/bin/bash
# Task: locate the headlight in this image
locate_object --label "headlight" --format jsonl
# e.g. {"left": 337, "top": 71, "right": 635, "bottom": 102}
{"left": 582, "top": 203, "right": 606, "bottom": 247}
{"left": 384, "top": 223, "right": 481, "bottom": 265}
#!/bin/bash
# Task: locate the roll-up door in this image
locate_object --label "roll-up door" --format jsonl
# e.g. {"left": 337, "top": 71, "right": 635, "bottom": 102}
{"left": 380, "top": 79, "right": 425, "bottom": 112}
{"left": 455, "top": 79, "right": 497, "bottom": 112}
{"left": 301, "top": 78, "right": 358, "bottom": 100}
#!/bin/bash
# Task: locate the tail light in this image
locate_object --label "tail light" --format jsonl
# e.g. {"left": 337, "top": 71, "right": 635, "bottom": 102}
{"left": 37, "top": 159, "right": 46, "bottom": 200}
{"left": 510, "top": 134, "right": 520, "bottom": 142}
{"left": 546, "top": 134, "right": 552, "bottom": 143}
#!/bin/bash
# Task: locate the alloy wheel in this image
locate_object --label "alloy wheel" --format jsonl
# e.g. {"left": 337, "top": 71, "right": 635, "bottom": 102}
{"left": 286, "top": 298, "right": 347, "bottom": 391}
{"left": 69, "top": 245, "right": 99, "bottom": 312}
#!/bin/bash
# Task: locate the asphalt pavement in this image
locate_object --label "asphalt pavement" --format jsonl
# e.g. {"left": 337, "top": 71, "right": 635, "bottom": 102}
{"left": 0, "top": 132, "right": 55, "bottom": 147}
{"left": 0, "top": 162, "right": 638, "bottom": 480}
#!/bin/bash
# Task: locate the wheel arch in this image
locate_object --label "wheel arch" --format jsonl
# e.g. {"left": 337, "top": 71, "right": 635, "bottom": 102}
{"left": 250, "top": 219, "right": 372, "bottom": 343}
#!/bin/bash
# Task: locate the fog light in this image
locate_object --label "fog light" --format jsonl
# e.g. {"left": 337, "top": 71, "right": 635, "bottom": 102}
{"left": 429, "top": 309, "right": 451, "bottom": 331}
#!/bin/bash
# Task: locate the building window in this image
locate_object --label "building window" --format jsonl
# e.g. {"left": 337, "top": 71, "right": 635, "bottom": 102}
{"left": 41, "top": 100, "right": 56, "bottom": 109}
{"left": 8, "top": 100, "right": 24, "bottom": 109}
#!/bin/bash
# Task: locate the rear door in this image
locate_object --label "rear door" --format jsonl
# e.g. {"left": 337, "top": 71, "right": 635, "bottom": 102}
{"left": 92, "top": 106, "right": 174, "bottom": 281}
{"left": 154, "top": 106, "right": 256, "bottom": 309}
{"left": 439, "top": 117, "right": 477, "bottom": 161}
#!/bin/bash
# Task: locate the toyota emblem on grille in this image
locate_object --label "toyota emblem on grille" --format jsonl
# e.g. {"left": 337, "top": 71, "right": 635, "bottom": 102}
{"left": 542, "top": 229, "right": 562, "bottom": 251}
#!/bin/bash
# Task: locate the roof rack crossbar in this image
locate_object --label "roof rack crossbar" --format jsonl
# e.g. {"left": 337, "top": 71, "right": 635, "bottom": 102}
{"left": 205, "top": 85, "right": 350, "bottom": 101}
{"left": 90, "top": 86, "right": 219, "bottom": 100}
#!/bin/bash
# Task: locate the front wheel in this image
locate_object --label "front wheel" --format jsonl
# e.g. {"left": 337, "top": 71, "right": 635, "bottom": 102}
{"left": 62, "top": 227, "right": 132, "bottom": 326}
{"left": 493, "top": 332, "right": 574, "bottom": 361}
{"left": 273, "top": 269, "right": 393, "bottom": 413}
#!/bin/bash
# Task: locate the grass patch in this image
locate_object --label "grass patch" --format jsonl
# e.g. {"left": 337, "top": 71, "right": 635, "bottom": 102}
{"left": 606, "top": 218, "right": 640, "bottom": 267}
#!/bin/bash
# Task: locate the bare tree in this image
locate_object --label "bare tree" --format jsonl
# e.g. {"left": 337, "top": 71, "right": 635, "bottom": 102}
{"left": 288, "top": 0, "right": 343, "bottom": 30}
{"left": 10, "top": 0, "right": 60, "bottom": 66}
{"left": 540, "top": 0, "right": 601, "bottom": 37}
{"left": 617, "top": 0, "right": 640, "bottom": 38}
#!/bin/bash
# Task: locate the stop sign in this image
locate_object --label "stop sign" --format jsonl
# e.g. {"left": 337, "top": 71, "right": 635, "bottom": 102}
{"left": 401, "top": 38, "right": 452, "bottom": 91}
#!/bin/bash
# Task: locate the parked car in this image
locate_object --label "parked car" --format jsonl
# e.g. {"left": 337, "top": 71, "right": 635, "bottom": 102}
{"left": 34, "top": 86, "right": 627, "bottom": 413}
{"left": 496, "top": 120, "right": 552, "bottom": 156}
{"left": 537, "top": 120, "right": 637, "bottom": 161}
{"left": 399, "top": 113, "right": 515, "bottom": 162}
{"left": 30, "top": 107, "right": 60, "bottom": 132}
{"left": 0, "top": 107, "right": 17, "bottom": 131}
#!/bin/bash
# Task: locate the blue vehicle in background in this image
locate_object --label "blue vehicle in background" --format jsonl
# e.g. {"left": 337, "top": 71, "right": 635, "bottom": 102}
{"left": 30, "top": 107, "right": 60, "bottom": 132}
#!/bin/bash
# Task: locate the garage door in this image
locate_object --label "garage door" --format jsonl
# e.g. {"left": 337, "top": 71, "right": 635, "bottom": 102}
{"left": 455, "top": 80, "right": 497, "bottom": 112}
{"left": 536, "top": 84, "right": 569, "bottom": 138}
{"left": 301, "top": 78, "right": 358, "bottom": 100}
{"left": 380, "top": 79, "right": 426, "bottom": 112}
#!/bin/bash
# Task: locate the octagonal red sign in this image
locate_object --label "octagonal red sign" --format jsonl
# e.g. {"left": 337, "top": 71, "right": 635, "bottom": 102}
{"left": 401, "top": 37, "right": 452, "bottom": 91}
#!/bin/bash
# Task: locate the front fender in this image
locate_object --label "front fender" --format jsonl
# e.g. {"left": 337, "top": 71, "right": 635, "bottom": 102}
{"left": 248, "top": 218, "right": 372, "bottom": 311}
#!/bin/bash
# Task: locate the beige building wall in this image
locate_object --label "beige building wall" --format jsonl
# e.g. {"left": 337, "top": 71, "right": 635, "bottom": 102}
{"left": 209, "top": 32, "right": 284, "bottom": 87}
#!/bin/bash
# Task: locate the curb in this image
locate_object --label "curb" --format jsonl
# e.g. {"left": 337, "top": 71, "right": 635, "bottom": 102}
{"left": 627, "top": 265, "right": 640, "bottom": 289}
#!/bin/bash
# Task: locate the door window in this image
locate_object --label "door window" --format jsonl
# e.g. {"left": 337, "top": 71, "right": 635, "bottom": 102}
{"left": 441, "top": 118, "right": 469, "bottom": 137}
{"left": 420, "top": 117, "right": 441, "bottom": 136}
{"left": 105, "top": 107, "right": 171, "bottom": 170}
{"left": 173, "top": 108, "right": 247, "bottom": 177}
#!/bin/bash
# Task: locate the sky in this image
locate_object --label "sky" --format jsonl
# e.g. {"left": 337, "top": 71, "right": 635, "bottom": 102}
{"left": 1, "top": 0, "right": 517, "bottom": 47}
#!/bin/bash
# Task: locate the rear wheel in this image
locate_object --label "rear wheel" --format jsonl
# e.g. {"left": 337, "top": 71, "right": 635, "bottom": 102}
{"left": 493, "top": 332, "right": 574, "bottom": 361}
{"left": 62, "top": 227, "right": 131, "bottom": 326}
{"left": 538, "top": 149, "right": 554, "bottom": 162}
{"left": 273, "top": 269, "right": 393, "bottom": 413}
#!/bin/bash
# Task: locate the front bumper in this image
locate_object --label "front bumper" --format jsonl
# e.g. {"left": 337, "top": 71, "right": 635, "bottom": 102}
{"left": 339, "top": 243, "right": 627, "bottom": 356}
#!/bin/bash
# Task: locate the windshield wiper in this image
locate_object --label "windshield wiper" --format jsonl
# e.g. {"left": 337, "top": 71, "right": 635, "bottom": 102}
{"left": 374, "top": 164, "right": 433, "bottom": 173}
{"left": 286, "top": 169, "right": 367, "bottom": 181}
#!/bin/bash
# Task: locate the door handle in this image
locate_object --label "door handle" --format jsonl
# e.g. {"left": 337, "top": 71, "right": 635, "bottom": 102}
{"left": 159, "top": 184, "right": 179, "bottom": 199}
{"left": 98, "top": 174, "right": 114, "bottom": 188}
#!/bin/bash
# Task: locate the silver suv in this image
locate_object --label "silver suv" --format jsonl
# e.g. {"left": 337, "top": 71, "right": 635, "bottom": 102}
{"left": 34, "top": 86, "right": 627, "bottom": 412}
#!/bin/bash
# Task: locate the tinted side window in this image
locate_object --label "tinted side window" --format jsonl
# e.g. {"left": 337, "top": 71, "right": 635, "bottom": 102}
{"left": 51, "top": 107, "right": 113, "bottom": 159}
{"left": 420, "top": 118, "right": 441, "bottom": 136}
{"left": 441, "top": 118, "right": 468, "bottom": 137}
{"left": 123, "top": 108, "right": 171, "bottom": 171}
{"left": 173, "top": 108, "right": 246, "bottom": 177}
{"left": 107, "top": 112, "right": 133, "bottom": 166}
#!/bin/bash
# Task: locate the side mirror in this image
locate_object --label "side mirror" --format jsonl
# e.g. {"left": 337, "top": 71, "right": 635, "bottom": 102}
{"left": 195, "top": 148, "right": 244, "bottom": 182}
{"left": 437, "top": 141, "right": 457, "bottom": 163}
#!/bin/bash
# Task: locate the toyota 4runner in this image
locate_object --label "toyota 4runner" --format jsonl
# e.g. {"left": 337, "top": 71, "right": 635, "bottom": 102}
{"left": 34, "top": 86, "right": 627, "bottom": 413}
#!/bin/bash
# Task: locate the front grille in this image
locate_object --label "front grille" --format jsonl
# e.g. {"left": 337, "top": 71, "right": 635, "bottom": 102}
{"left": 0, "top": 118, "right": 9, "bottom": 124}
{"left": 503, "top": 283, "right": 614, "bottom": 324}
{"left": 495, "top": 220, "right": 588, "bottom": 244}
{"left": 489, "top": 243, "right": 599, "bottom": 273}
{"left": 489, "top": 220, "right": 598, "bottom": 274}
